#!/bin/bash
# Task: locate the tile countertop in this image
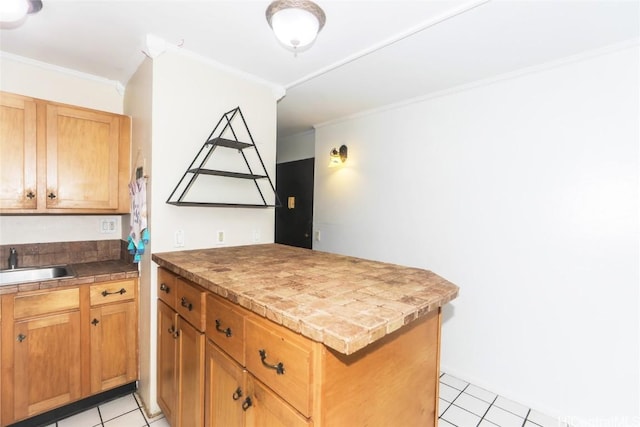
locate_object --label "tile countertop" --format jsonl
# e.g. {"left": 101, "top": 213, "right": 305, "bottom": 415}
{"left": 152, "top": 244, "right": 459, "bottom": 355}
{"left": 0, "top": 260, "right": 139, "bottom": 295}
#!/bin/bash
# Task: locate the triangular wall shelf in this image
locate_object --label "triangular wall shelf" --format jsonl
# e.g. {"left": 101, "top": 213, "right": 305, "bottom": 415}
{"left": 166, "top": 107, "right": 281, "bottom": 208}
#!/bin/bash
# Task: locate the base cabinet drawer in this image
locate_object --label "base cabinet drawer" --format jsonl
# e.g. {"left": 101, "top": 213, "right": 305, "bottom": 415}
{"left": 245, "top": 315, "right": 313, "bottom": 418}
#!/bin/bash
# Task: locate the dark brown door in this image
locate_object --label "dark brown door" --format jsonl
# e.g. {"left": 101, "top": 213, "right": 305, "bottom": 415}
{"left": 275, "top": 158, "right": 314, "bottom": 249}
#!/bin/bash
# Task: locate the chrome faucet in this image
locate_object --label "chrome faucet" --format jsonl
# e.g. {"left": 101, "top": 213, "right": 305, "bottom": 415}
{"left": 8, "top": 248, "right": 17, "bottom": 269}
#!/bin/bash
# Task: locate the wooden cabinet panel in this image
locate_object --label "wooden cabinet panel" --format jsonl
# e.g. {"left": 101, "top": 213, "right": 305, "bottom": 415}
{"left": 90, "top": 301, "right": 137, "bottom": 394}
{"left": 158, "top": 268, "right": 178, "bottom": 310}
{"left": 13, "top": 311, "right": 81, "bottom": 421}
{"left": 245, "top": 315, "right": 313, "bottom": 417}
{"left": 245, "top": 375, "right": 311, "bottom": 427}
{"left": 177, "top": 317, "right": 205, "bottom": 427}
{"left": 204, "top": 340, "right": 246, "bottom": 427}
{"left": 206, "top": 294, "right": 245, "bottom": 365}
{"left": 14, "top": 288, "right": 79, "bottom": 320}
{"left": 176, "top": 279, "right": 206, "bottom": 332}
{"left": 89, "top": 279, "right": 136, "bottom": 306}
{"left": 157, "top": 300, "right": 178, "bottom": 427}
{"left": 46, "top": 104, "right": 120, "bottom": 210}
{"left": 0, "top": 93, "right": 37, "bottom": 210}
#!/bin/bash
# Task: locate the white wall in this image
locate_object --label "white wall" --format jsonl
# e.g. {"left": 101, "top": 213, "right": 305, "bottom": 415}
{"left": 0, "top": 53, "right": 127, "bottom": 244}
{"left": 123, "top": 57, "right": 154, "bottom": 412}
{"left": 313, "top": 45, "right": 639, "bottom": 421}
{"left": 276, "top": 129, "right": 315, "bottom": 163}
{"left": 124, "top": 49, "right": 278, "bottom": 414}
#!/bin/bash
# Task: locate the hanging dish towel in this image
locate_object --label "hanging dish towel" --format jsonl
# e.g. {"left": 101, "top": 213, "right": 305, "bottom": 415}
{"left": 128, "top": 177, "right": 149, "bottom": 263}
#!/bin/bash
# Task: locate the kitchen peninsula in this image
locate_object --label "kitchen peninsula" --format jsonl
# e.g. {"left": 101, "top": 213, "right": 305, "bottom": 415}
{"left": 153, "top": 244, "right": 458, "bottom": 426}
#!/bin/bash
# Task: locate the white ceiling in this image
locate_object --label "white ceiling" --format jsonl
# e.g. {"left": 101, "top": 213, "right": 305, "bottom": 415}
{"left": 1, "top": 0, "right": 638, "bottom": 137}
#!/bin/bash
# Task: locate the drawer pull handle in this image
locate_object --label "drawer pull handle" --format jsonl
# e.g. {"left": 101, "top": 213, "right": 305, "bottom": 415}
{"left": 102, "top": 288, "right": 126, "bottom": 297}
{"left": 259, "top": 349, "right": 285, "bottom": 375}
{"left": 47, "top": 192, "right": 57, "bottom": 199}
{"left": 215, "top": 319, "right": 232, "bottom": 337}
{"left": 232, "top": 387, "right": 242, "bottom": 400}
{"left": 242, "top": 397, "right": 252, "bottom": 411}
{"left": 91, "top": 318, "right": 100, "bottom": 326}
{"left": 17, "top": 333, "right": 26, "bottom": 343}
{"left": 160, "top": 283, "right": 170, "bottom": 293}
{"left": 180, "top": 297, "right": 193, "bottom": 311}
{"left": 168, "top": 326, "right": 179, "bottom": 338}
{"left": 26, "top": 191, "right": 35, "bottom": 199}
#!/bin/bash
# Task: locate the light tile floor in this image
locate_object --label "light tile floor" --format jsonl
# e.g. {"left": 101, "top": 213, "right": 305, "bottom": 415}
{"left": 45, "top": 373, "right": 567, "bottom": 427}
{"left": 439, "top": 373, "right": 570, "bottom": 427}
{"left": 45, "top": 393, "right": 168, "bottom": 427}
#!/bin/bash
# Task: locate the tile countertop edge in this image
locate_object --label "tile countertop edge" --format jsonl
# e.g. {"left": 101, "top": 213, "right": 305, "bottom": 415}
{"left": 152, "top": 245, "right": 459, "bottom": 356}
{"left": 0, "top": 260, "right": 139, "bottom": 295}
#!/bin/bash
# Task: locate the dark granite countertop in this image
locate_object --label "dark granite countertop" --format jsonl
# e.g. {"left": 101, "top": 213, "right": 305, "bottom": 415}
{"left": 153, "top": 244, "right": 459, "bottom": 355}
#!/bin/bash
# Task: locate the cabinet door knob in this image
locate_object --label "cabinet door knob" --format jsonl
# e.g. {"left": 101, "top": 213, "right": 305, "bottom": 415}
{"left": 160, "top": 283, "right": 170, "bottom": 293}
{"left": 215, "top": 319, "right": 232, "bottom": 337}
{"left": 26, "top": 191, "right": 35, "bottom": 199}
{"left": 232, "top": 387, "right": 243, "bottom": 401}
{"left": 91, "top": 318, "right": 100, "bottom": 326}
{"left": 180, "top": 297, "right": 193, "bottom": 311}
{"left": 241, "top": 397, "right": 252, "bottom": 411}
{"left": 259, "top": 349, "right": 285, "bottom": 375}
{"left": 47, "top": 192, "right": 57, "bottom": 199}
{"left": 17, "top": 333, "right": 27, "bottom": 343}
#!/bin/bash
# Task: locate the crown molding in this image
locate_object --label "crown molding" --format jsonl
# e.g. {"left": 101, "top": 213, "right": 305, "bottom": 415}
{"left": 0, "top": 51, "right": 125, "bottom": 94}
{"left": 314, "top": 38, "right": 640, "bottom": 131}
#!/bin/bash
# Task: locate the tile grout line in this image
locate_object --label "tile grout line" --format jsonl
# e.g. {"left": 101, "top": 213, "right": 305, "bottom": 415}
{"left": 475, "top": 392, "right": 498, "bottom": 426}
{"left": 522, "top": 408, "right": 531, "bottom": 427}
{"left": 440, "top": 382, "right": 474, "bottom": 425}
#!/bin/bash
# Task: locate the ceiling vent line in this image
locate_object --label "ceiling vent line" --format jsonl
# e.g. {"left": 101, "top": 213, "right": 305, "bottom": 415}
{"left": 284, "top": 0, "right": 491, "bottom": 91}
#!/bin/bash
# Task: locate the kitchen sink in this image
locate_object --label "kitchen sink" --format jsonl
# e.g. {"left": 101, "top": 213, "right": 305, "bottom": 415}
{"left": 0, "top": 265, "right": 74, "bottom": 285}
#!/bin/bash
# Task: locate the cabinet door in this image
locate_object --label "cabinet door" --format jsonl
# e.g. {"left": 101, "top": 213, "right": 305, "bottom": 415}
{"left": 245, "top": 375, "right": 311, "bottom": 427}
{"left": 204, "top": 340, "right": 246, "bottom": 427}
{"left": 0, "top": 93, "right": 37, "bottom": 210}
{"left": 46, "top": 104, "right": 120, "bottom": 210}
{"left": 177, "top": 317, "right": 205, "bottom": 427}
{"left": 90, "top": 301, "right": 137, "bottom": 394}
{"left": 157, "top": 301, "right": 179, "bottom": 427}
{"left": 13, "top": 311, "right": 81, "bottom": 421}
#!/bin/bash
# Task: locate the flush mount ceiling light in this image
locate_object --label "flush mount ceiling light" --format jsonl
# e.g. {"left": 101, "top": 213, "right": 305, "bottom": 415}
{"left": 266, "top": 0, "right": 326, "bottom": 53}
{"left": 0, "top": 0, "right": 42, "bottom": 24}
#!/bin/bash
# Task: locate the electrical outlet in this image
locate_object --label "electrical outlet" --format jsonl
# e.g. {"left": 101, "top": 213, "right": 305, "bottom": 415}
{"left": 315, "top": 230, "right": 321, "bottom": 241}
{"left": 252, "top": 229, "right": 260, "bottom": 243}
{"left": 216, "top": 230, "right": 225, "bottom": 244}
{"left": 100, "top": 219, "right": 117, "bottom": 234}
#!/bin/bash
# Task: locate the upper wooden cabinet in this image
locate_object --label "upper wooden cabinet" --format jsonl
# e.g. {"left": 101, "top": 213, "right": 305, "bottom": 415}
{"left": 0, "top": 91, "right": 131, "bottom": 214}
{"left": 0, "top": 93, "right": 37, "bottom": 210}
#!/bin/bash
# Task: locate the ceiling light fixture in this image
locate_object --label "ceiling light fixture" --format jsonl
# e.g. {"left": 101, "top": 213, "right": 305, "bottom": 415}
{"left": 0, "top": 0, "right": 42, "bottom": 24}
{"left": 266, "top": 0, "right": 326, "bottom": 53}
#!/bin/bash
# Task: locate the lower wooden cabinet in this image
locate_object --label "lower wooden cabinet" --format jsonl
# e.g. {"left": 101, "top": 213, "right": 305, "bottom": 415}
{"left": 0, "top": 279, "right": 138, "bottom": 426}
{"left": 13, "top": 310, "right": 82, "bottom": 420}
{"left": 204, "top": 340, "right": 245, "bottom": 426}
{"left": 90, "top": 301, "right": 137, "bottom": 394}
{"left": 158, "top": 267, "right": 441, "bottom": 427}
{"left": 157, "top": 301, "right": 179, "bottom": 427}
{"left": 177, "top": 317, "right": 205, "bottom": 427}
{"left": 156, "top": 279, "right": 206, "bottom": 427}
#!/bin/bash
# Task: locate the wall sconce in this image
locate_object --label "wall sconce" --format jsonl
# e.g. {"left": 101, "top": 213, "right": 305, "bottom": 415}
{"left": 329, "top": 145, "right": 348, "bottom": 167}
